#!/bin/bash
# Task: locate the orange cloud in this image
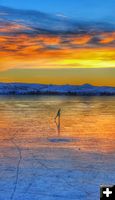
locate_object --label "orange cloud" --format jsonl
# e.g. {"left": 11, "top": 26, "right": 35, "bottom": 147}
{"left": 34, "top": 35, "right": 61, "bottom": 45}
{"left": 0, "top": 22, "right": 32, "bottom": 33}
{"left": 99, "top": 32, "right": 115, "bottom": 44}
{"left": 70, "top": 34, "right": 92, "bottom": 45}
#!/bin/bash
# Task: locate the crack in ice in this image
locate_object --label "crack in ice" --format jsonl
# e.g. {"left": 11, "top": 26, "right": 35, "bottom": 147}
{"left": 9, "top": 134, "right": 22, "bottom": 200}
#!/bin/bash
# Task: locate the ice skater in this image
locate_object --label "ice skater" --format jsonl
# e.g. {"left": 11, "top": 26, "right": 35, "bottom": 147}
{"left": 54, "top": 109, "right": 61, "bottom": 136}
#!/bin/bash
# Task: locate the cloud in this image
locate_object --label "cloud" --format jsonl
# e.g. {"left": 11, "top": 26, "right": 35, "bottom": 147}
{"left": 99, "top": 32, "right": 115, "bottom": 44}
{"left": 0, "top": 22, "right": 32, "bottom": 33}
{"left": 70, "top": 35, "right": 92, "bottom": 45}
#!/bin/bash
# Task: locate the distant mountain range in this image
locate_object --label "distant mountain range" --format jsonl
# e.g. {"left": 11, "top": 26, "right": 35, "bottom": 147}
{"left": 0, "top": 83, "right": 115, "bottom": 95}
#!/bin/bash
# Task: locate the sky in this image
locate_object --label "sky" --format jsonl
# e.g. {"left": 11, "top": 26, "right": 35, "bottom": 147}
{"left": 0, "top": 0, "right": 115, "bottom": 85}
{"left": 1, "top": 0, "right": 115, "bottom": 20}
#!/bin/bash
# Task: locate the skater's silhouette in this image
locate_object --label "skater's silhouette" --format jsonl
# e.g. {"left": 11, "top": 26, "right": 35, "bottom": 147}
{"left": 55, "top": 109, "right": 61, "bottom": 136}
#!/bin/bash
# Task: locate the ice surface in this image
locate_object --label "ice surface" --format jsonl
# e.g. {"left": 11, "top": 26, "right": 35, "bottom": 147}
{"left": 0, "top": 95, "right": 115, "bottom": 200}
{"left": 0, "top": 142, "right": 115, "bottom": 200}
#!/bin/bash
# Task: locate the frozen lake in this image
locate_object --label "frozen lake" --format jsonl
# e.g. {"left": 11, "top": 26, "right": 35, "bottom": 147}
{"left": 0, "top": 95, "right": 115, "bottom": 200}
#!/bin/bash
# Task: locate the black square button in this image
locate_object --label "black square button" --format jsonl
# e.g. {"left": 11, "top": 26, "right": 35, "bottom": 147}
{"left": 100, "top": 185, "right": 115, "bottom": 200}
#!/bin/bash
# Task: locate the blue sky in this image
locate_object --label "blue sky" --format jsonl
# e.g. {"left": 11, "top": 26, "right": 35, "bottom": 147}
{"left": 0, "top": 0, "right": 115, "bottom": 20}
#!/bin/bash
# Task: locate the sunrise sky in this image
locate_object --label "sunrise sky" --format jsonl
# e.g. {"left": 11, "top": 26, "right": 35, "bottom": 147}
{"left": 0, "top": 0, "right": 115, "bottom": 85}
